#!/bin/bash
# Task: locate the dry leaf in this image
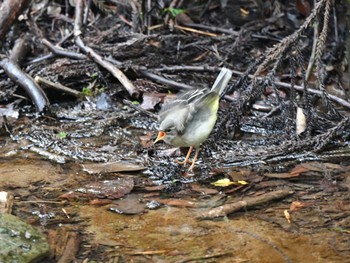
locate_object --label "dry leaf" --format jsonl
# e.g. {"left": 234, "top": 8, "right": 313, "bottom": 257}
{"left": 140, "top": 93, "right": 161, "bottom": 110}
{"left": 76, "top": 177, "right": 134, "bottom": 199}
{"left": 290, "top": 201, "right": 306, "bottom": 212}
{"left": 82, "top": 161, "right": 146, "bottom": 174}
{"left": 296, "top": 107, "right": 306, "bottom": 135}
{"left": 289, "top": 165, "right": 310, "bottom": 176}
{"left": 284, "top": 209, "right": 291, "bottom": 224}
{"left": 139, "top": 131, "right": 154, "bottom": 148}
{"left": 296, "top": 0, "right": 311, "bottom": 16}
{"left": 191, "top": 183, "right": 219, "bottom": 195}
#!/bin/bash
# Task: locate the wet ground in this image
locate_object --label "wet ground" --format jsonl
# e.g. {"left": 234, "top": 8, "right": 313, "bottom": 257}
{"left": 81, "top": 205, "right": 347, "bottom": 263}
{"left": 1, "top": 138, "right": 349, "bottom": 262}
{"left": 0, "top": 0, "right": 349, "bottom": 262}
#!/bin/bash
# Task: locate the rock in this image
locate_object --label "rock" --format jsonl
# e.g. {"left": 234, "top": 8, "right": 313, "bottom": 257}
{"left": 0, "top": 214, "right": 50, "bottom": 262}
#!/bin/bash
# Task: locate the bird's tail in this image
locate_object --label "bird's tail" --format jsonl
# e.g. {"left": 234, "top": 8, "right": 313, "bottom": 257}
{"left": 210, "top": 67, "right": 232, "bottom": 95}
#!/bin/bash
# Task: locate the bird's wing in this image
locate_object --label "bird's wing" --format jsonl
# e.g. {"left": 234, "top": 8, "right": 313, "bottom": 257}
{"left": 158, "top": 68, "right": 232, "bottom": 132}
{"left": 159, "top": 88, "right": 208, "bottom": 132}
{"left": 158, "top": 101, "right": 193, "bottom": 132}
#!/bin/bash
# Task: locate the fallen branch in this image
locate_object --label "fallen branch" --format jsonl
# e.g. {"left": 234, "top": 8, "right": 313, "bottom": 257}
{"left": 199, "top": 188, "right": 294, "bottom": 219}
{"left": 0, "top": 58, "right": 48, "bottom": 112}
{"left": 73, "top": 0, "right": 138, "bottom": 97}
{"left": 0, "top": 0, "right": 31, "bottom": 39}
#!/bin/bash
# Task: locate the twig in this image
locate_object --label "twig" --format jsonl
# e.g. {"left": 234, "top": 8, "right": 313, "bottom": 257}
{"left": 34, "top": 76, "right": 81, "bottom": 98}
{"left": 123, "top": 99, "right": 157, "bottom": 119}
{"left": 42, "top": 38, "right": 86, "bottom": 60}
{"left": 305, "top": 20, "right": 318, "bottom": 81}
{"left": 57, "top": 31, "right": 74, "bottom": 46}
{"left": 174, "top": 24, "right": 219, "bottom": 37}
{"left": 183, "top": 22, "right": 238, "bottom": 36}
{"left": 130, "top": 0, "right": 140, "bottom": 33}
{"left": 27, "top": 53, "right": 55, "bottom": 64}
{"left": 140, "top": 70, "right": 193, "bottom": 90}
{"left": 73, "top": 0, "right": 138, "bottom": 97}
{"left": 146, "top": 0, "right": 151, "bottom": 35}
{"left": 179, "top": 252, "right": 233, "bottom": 263}
{"left": 199, "top": 189, "right": 294, "bottom": 219}
{"left": 154, "top": 65, "right": 218, "bottom": 73}
{"left": 183, "top": 22, "right": 282, "bottom": 42}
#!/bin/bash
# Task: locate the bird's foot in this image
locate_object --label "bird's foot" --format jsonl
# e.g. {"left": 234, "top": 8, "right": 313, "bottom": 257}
{"left": 176, "top": 158, "right": 194, "bottom": 166}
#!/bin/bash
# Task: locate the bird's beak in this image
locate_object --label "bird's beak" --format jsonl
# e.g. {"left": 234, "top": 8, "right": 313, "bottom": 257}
{"left": 154, "top": 131, "right": 166, "bottom": 144}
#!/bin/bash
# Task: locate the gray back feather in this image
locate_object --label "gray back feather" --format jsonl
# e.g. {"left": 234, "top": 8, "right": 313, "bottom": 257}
{"left": 158, "top": 68, "right": 232, "bottom": 132}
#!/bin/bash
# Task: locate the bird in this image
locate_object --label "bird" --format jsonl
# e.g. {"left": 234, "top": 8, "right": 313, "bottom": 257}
{"left": 154, "top": 68, "right": 233, "bottom": 171}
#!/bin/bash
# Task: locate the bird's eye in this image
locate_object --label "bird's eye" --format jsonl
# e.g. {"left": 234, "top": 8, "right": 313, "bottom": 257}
{"left": 164, "top": 128, "right": 172, "bottom": 133}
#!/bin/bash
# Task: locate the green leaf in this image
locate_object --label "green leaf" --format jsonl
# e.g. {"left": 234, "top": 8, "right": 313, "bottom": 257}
{"left": 57, "top": 131, "right": 67, "bottom": 139}
{"left": 82, "top": 87, "right": 93, "bottom": 96}
{"left": 164, "top": 7, "right": 185, "bottom": 17}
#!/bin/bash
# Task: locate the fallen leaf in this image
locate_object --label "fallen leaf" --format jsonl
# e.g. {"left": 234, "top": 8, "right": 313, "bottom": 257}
{"left": 175, "top": 12, "right": 194, "bottom": 25}
{"left": 76, "top": 177, "right": 134, "bottom": 199}
{"left": 296, "top": 107, "right": 306, "bottom": 135}
{"left": 139, "top": 131, "right": 154, "bottom": 148}
{"left": 211, "top": 178, "right": 236, "bottom": 187}
{"left": 82, "top": 161, "right": 146, "bottom": 174}
{"left": 191, "top": 183, "right": 219, "bottom": 195}
{"left": 140, "top": 93, "right": 161, "bottom": 110}
{"left": 289, "top": 165, "right": 310, "bottom": 176}
{"left": 284, "top": 209, "right": 291, "bottom": 224}
{"left": 290, "top": 201, "right": 306, "bottom": 212}
{"left": 211, "top": 178, "right": 247, "bottom": 187}
{"left": 109, "top": 194, "right": 146, "bottom": 215}
{"left": 296, "top": 0, "right": 311, "bottom": 16}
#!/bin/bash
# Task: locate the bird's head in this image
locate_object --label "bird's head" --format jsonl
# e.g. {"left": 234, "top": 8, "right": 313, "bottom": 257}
{"left": 154, "top": 121, "right": 177, "bottom": 145}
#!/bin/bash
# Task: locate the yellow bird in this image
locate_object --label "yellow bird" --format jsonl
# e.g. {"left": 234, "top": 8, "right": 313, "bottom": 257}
{"left": 154, "top": 68, "right": 232, "bottom": 171}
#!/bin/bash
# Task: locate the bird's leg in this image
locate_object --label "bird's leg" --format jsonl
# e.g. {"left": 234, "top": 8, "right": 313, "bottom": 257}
{"left": 176, "top": 146, "right": 193, "bottom": 167}
{"left": 188, "top": 147, "right": 200, "bottom": 172}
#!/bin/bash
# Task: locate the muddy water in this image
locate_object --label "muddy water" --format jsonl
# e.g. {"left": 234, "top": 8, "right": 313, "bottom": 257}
{"left": 80, "top": 205, "right": 344, "bottom": 262}
{"left": 0, "top": 149, "right": 348, "bottom": 262}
